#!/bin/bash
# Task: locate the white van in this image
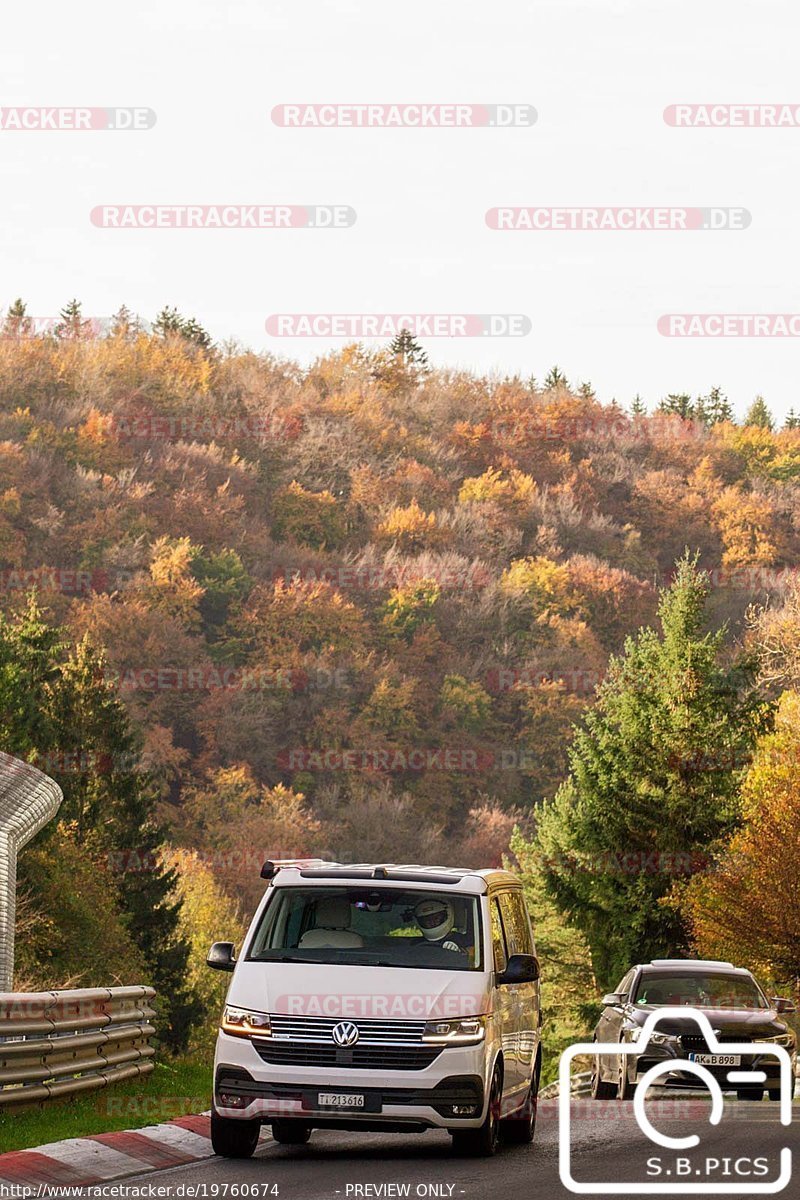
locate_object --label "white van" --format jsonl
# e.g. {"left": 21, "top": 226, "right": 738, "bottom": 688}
{"left": 207, "top": 860, "right": 542, "bottom": 1158}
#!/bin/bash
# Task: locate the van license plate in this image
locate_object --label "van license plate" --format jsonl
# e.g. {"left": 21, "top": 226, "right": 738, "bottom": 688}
{"left": 688, "top": 1054, "right": 741, "bottom": 1067}
{"left": 318, "top": 1092, "right": 366, "bottom": 1108}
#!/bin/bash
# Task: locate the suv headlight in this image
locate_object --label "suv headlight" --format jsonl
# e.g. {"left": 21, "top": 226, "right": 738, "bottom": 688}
{"left": 422, "top": 1016, "right": 487, "bottom": 1045}
{"left": 221, "top": 1006, "right": 272, "bottom": 1038}
{"left": 650, "top": 1032, "right": 680, "bottom": 1046}
{"left": 760, "top": 1034, "right": 794, "bottom": 1047}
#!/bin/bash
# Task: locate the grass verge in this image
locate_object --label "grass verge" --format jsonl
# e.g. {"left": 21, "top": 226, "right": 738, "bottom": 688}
{"left": 0, "top": 1058, "right": 212, "bottom": 1154}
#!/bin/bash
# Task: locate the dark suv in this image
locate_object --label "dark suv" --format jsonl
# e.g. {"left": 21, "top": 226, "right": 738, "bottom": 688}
{"left": 590, "top": 958, "right": 797, "bottom": 1101}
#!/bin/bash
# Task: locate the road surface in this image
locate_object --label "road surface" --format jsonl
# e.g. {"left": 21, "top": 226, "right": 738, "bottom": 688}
{"left": 48, "top": 1099, "right": 797, "bottom": 1199}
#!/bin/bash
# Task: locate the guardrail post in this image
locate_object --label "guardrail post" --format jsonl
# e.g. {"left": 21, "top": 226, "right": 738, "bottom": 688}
{"left": 0, "top": 753, "right": 63, "bottom": 991}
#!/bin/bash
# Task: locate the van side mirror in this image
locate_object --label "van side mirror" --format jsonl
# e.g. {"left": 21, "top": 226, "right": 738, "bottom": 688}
{"left": 496, "top": 953, "right": 539, "bottom": 985}
{"left": 602, "top": 992, "right": 627, "bottom": 1008}
{"left": 206, "top": 941, "right": 236, "bottom": 971}
{"left": 772, "top": 996, "right": 797, "bottom": 1014}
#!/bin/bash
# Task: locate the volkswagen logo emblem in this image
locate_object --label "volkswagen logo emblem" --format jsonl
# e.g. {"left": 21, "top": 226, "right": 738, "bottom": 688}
{"left": 331, "top": 1020, "right": 359, "bottom": 1047}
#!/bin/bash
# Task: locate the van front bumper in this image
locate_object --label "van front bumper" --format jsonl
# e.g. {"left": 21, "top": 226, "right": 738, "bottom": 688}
{"left": 213, "top": 1030, "right": 490, "bottom": 1129}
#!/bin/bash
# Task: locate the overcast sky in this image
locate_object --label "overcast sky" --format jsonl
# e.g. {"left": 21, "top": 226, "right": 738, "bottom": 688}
{"left": 1, "top": 0, "right": 799, "bottom": 417}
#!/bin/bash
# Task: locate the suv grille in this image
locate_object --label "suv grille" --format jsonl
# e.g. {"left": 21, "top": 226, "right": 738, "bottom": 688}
{"left": 269, "top": 1015, "right": 427, "bottom": 1045}
{"left": 680, "top": 1034, "right": 752, "bottom": 1054}
{"left": 254, "top": 1041, "right": 442, "bottom": 1070}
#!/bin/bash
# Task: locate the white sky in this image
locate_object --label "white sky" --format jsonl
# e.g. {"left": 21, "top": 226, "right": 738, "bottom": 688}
{"left": 1, "top": 0, "right": 799, "bottom": 417}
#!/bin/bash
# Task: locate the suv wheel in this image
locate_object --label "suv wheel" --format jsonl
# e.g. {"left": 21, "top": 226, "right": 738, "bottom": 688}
{"left": 736, "top": 1087, "right": 764, "bottom": 1102}
{"left": 451, "top": 1065, "right": 502, "bottom": 1157}
{"left": 210, "top": 1109, "right": 260, "bottom": 1158}
{"left": 590, "top": 1047, "right": 617, "bottom": 1100}
{"left": 271, "top": 1120, "right": 311, "bottom": 1145}
{"left": 502, "top": 1050, "right": 541, "bottom": 1144}
{"left": 617, "top": 1054, "right": 634, "bottom": 1100}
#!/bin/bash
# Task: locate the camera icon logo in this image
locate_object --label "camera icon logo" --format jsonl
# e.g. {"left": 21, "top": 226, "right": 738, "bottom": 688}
{"left": 559, "top": 1007, "right": 793, "bottom": 1194}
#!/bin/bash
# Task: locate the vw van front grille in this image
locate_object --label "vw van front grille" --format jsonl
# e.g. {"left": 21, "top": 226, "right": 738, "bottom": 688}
{"left": 269, "top": 1014, "right": 427, "bottom": 1045}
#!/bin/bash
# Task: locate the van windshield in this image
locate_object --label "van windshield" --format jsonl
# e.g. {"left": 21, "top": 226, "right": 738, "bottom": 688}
{"left": 247, "top": 887, "right": 483, "bottom": 971}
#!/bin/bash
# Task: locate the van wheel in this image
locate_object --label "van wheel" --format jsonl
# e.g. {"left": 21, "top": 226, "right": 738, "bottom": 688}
{"left": 502, "top": 1051, "right": 541, "bottom": 1144}
{"left": 736, "top": 1088, "right": 764, "bottom": 1102}
{"left": 767, "top": 1090, "right": 782, "bottom": 1102}
{"left": 211, "top": 1109, "right": 260, "bottom": 1158}
{"left": 590, "top": 1053, "right": 617, "bottom": 1100}
{"left": 451, "top": 1065, "right": 502, "bottom": 1157}
{"left": 271, "top": 1120, "right": 311, "bottom": 1145}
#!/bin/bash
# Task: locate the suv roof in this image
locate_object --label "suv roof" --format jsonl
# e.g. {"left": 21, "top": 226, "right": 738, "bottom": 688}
{"left": 264, "top": 859, "right": 521, "bottom": 894}
{"left": 643, "top": 958, "right": 746, "bottom": 973}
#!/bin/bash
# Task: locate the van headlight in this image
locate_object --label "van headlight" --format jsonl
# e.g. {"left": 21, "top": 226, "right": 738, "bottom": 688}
{"left": 221, "top": 1006, "right": 272, "bottom": 1038}
{"left": 422, "top": 1016, "right": 486, "bottom": 1045}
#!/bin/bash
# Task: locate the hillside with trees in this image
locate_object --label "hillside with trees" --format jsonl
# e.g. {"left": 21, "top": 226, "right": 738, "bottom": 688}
{"left": 2, "top": 301, "right": 799, "bottom": 1050}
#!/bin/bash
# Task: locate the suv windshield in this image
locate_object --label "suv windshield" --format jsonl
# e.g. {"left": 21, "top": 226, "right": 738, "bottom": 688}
{"left": 633, "top": 971, "right": 768, "bottom": 1010}
{"left": 247, "top": 886, "right": 483, "bottom": 971}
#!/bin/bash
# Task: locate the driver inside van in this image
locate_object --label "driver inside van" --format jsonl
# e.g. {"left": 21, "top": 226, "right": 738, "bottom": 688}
{"left": 413, "top": 898, "right": 472, "bottom": 958}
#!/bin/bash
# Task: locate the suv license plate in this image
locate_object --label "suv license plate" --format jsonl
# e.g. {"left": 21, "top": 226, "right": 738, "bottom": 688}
{"left": 318, "top": 1092, "right": 366, "bottom": 1108}
{"left": 688, "top": 1053, "right": 741, "bottom": 1067}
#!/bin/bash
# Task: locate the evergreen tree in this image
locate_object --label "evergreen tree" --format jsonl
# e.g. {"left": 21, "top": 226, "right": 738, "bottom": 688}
{"left": 700, "top": 385, "right": 733, "bottom": 426}
{"left": 388, "top": 328, "right": 428, "bottom": 369}
{"left": 743, "top": 395, "right": 774, "bottom": 430}
{"left": 110, "top": 304, "right": 143, "bottom": 340}
{"left": 544, "top": 365, "right": 568, "bottom": 390}
{"left": 153, "top": 306, "right": 213, "bottom": 351}
{"left": 658, "top": 393, "right": 695, "bottom": 420}
{"left": 2, "top": 298, "right": 33, "bottom": 338}
{"left": 528, "top": 556, "right": 766, "bottom": 987}
{"left": 630, "top": 394, "right": 647, "bottom": 416}
{"left": 55, "top": 298, "right": 92, "bottom": 340}
{"left": 0, "top": 601, "right": 200, "bottom": 1049}
{"left": 784, "top": 408, "right": 800, "bottom": 430}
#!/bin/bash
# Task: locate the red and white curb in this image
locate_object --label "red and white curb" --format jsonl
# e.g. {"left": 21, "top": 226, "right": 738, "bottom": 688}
{"left": 0, "top": 1114, "right": 271, "bottom": 1187}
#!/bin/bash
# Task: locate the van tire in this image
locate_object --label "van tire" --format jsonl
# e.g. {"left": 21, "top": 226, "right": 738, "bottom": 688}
{"left": 210, "top": 1109, "right": 260, "bottom": 1158}
{"left": 271, "top": 1120, "right": 312, "bottom": 1145}
{"left": 737, "top": 1088, "right": 764, "bottom": 1101}
{"left": 502, "top": 1051, "right": 541, "bottom": 1144}
{"left": 451, "top": 1065, "right": 502, "bottom": 1157}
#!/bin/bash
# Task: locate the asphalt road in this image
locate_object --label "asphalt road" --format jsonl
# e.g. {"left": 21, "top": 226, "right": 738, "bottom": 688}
{"left": 57, "top": 1098, "right": 798, "bottom": 1200}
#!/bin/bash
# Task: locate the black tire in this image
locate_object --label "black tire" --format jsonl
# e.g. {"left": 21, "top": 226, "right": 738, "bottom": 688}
{"left": 617, "top": 1054, "right": 635, "bottom": 1100}
{"left": 502, "top": 1051, "right": 541, "bottom": 1145}
{"left": 767, "top": 1089, "right": 782, "bottom": 1102}
{"left": 210, "top": 1109, "right": 260, "bottom": 1158}
{"left": 590, "top": 1050, "right": 617, "bottom": 1100}
{"left": 271, "top": 1120, "right": 312, "bottom": 1145}
{"left": 736, "top": 1087, "right": 764, "bottom": 1102}
{"left": 451, "top": 1065, "right": 502, "bottom": 1157}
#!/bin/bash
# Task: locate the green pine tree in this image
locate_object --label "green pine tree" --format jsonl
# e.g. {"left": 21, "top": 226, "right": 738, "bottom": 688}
{"left": 784, "top": 408, "right": 799, "bottom": 430}
{"left": 544, "top": 365, "right": 568, "bottom": 390}
{"left": 526, "top": 555, "right": 767, "bottom": 988}
{"left": 0, "top": 601, "right": 200, "bottom": 1050}
{"left": 658, "top": 393, "right": 695, "bottom": 420}
{"left": 701, "top": 385, "right": 733, "bottom": 426}
{"left": 55, "top": 298, "right": 92, "bottom": 340}
{"left": 630, "top": 394, "right": 647, "bottom": 416}
{"left": 743, "top": 395, "right": 774, "bottom": 430}
{"left": 2, "top": 298, "right": 33, "bottom": 338}
{"left": 388, "top": 328, "right": 428, "bottom": 369}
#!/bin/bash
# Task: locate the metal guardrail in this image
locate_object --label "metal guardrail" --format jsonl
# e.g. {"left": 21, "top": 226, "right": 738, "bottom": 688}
{"left": 0, "top": 986, "right": 156, "bottom": 1106}
{"left": 0, "top": 752, "right": 63, "bottom": 991}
